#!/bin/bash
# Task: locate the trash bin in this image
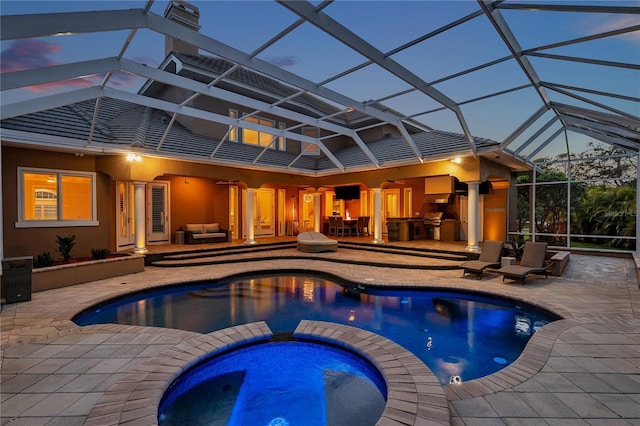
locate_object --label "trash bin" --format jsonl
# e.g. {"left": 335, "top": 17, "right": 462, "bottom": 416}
{"left": 2, "top": 256, "right": 33, "bottom": 304}
{"left": 386, "top": 221, "right": 400, "bottom": 241}
{"left": 175, "top": 230, "right": 185, "bottom": 245}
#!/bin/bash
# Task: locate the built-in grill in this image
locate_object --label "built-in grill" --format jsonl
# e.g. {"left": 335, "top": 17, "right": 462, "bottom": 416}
{"left": 423, "top": 212, "right": 444, "bottom": 240}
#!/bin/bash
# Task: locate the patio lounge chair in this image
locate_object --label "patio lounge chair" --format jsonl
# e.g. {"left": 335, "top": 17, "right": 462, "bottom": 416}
{"left": 459, "top": 240, "right": 504, "bottom": 278}
{"left": 498, "top": 241, "right": 551, "bottom": 284}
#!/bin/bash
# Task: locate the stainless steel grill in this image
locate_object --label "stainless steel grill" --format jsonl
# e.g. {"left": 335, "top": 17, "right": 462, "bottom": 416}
{"left": 423, "top": 212, "right": 444, "bottom": 240}
{"left": 423, "top": 212, "right": 443, "bottom": 226}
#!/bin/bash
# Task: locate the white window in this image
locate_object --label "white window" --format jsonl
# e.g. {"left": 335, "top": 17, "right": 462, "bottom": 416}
{"left": 17, "top": 167, "right": 98, "bottom": 228}
{"left": 278, "top": 122, "right": 286, "bottom": 151}
{"left": 229, "top": 109, "right": 238, "bottom": 142}
{"left": 302, "top": 127, "right": 320, "bottom": 156}
{"left": 243, "top": 115, "right": 275, "bottom": 148}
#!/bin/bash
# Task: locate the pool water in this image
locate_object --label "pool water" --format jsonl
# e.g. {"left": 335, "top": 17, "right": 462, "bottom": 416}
{"left": 158, "top": 341, "right": 387, "bottom": 426}
{"left": 74, "top": 274, "right": 559, "bottom": 384}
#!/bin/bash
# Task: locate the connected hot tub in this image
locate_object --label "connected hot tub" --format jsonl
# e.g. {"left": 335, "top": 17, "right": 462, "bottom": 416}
{"left": 158, "top": 340, "right": 387, "bottom": 426}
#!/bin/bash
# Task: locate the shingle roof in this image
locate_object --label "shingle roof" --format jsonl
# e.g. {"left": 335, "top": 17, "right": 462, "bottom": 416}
{"left": 1, "top": 96, "right": 501, "bottom": 174}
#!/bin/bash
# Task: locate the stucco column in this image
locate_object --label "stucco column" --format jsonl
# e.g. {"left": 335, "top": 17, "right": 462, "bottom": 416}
{"left": 372, "top": 188, "right": 384, "bottom": 244}
{"left": 245, "top": 188, "right": 256, "bottom": 245}
{"left": 133, "top": 181, "right": 147, "bottom": 254}
{"left": 314, "top": 192, "right": 321, "bottom": 232}
{"left": 466, "top": 180, "right": 481, "bottom": 253}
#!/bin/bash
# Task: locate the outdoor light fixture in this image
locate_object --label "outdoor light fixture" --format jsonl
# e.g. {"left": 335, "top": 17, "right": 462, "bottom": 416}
{"left": 450, "top": 157, "right": 461, "bottom": 164}
{"left": 126, "top": 153, "right": 142, "bottom": 162}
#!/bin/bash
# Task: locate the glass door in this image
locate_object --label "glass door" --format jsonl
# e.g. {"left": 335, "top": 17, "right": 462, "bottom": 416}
{"left": 147, "top": 181, "right": 170, "bottom": 244}
{"left": 116, "top": 181, "right": 135, "bottom": 250}
{"left": 229, "top": 185, "right": 238, "bottom": 240}
{"left": 254, "top": 188, "right": 275, "bottom": 236}
{"left": 382, "top": 188, "right": 401, "bottom": 233}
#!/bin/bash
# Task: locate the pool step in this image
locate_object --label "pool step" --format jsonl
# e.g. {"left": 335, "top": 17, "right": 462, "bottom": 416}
{"left": 337, "top": 241, "right": 468, "bottom": 261}
{"left": 149, "top": 240, "right": 465, "bottom": 270}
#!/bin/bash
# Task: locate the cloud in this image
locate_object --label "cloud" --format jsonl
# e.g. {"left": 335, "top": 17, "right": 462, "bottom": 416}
{"left": 1, "top": 39, "right": 61, "bottom": 73}
{"left": 592, "top": 16, "right": 640, "bottom": 42}
{"left": 1, "top": 39, "right": 142, "bottom": 92}
{"left": 267, "top": 55, "right": 301, "bottom": 67}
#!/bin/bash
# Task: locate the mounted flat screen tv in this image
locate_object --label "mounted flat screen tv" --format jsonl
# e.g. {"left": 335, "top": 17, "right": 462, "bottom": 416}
{"left": 335, "top": 185, "right": 360, "bottom": 200}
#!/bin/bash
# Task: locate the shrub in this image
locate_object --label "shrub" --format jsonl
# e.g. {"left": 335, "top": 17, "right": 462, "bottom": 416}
{"left": 34, "top": 252, "right": 54, "bottom": 268}
{"left": 56, "top": 234, "right": 76, "bottom": 262}
{"left": 91, "top": 248, "right": 111, "bottom": 260}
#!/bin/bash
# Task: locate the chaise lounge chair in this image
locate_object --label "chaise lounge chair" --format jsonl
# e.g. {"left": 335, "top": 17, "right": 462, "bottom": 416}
{"left": 498, "top": 241, "right": 551, "bottom": 284}
{"left": 459, "top": 240, "right": 504, "bottom": 278}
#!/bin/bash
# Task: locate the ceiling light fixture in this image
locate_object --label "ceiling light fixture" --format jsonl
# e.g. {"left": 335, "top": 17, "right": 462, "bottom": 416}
{"left": 450, "top": 157, "right": 461, "bottom": 164}
{"left": 126, "top": 153, "right": 142, "bottom": 162}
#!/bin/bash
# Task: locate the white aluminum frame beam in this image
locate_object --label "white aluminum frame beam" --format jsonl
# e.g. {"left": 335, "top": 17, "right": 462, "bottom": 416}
{"left": 0, "top": 8, "right": 415, "bottom": 164}
{"left": 526, "top": 128, "right": 564, "bottom": 161}
{"left": 478, "top": 0, "right": 550, "bottom": 107}
{"left": 496, "top": 3, "right": 640, "bottom": 14}
{"left": 1, "top": 56, "right": 374, "bottom": 167}
{"left": 557, "top": 113, "right": 640, "bottom": 140}
{"left": 552, "top": 103, "right": 640, "bottom": 129}
{"left": 514, "top": 116, "right": 559, "bottom": 155}
{"left": 275, "top": 0, "right": 477, "bottom": 155}
{"left": 541, "top": 82, "right": 640, "bottom": 104}
{"left": 566, "top": 126, "right": 639, "bottom": 151}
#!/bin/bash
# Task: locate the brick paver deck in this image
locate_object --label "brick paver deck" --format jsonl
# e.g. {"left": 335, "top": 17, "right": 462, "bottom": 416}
{"left": 1, "top": 240, "right": 639, "bottom": 425}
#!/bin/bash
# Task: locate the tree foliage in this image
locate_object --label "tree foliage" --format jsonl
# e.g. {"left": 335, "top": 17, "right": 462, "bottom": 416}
{"left": 516, "top": 143, "right": 636, "bottom": 249}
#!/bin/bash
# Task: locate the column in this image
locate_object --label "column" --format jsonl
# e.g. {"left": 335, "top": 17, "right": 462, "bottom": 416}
{"left": 372, "top": 188, "right": 384, "bottom": 244}
{"left": 466, "top": 181, "right": 480, "bottom": 253}
{"left": 133, "top": 181, "right": 147, "bottom": 254}
{"left": 245, "top": 188, "right": 256, "bottom": 244}
{"left": 314, "top": 192, "right": 321, "bottom": 232}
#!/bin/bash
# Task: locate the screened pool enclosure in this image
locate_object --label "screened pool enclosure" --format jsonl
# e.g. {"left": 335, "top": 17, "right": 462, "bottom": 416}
{"left": 1, "top": 1, "right": 638, "bottom": 252}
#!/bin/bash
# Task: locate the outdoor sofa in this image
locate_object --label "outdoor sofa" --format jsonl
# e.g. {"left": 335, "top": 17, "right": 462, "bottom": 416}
{"left": 184, "top": 223, "right": 230, "bottom": 244}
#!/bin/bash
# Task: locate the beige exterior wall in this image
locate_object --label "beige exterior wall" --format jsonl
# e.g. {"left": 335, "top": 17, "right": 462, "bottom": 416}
{"left": 2, "top": 147, "right": 113, "bottom": 259}
{"left": 2, "top": 143, "right": 509, "bottom": 256}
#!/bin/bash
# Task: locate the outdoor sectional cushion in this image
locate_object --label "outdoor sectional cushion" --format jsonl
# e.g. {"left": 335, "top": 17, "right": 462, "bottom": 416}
{"left": 297, "top": 231, "right": 338, "bottom": 253}
{"left": 184, "top": 223, "right": 228, "bottom": 243}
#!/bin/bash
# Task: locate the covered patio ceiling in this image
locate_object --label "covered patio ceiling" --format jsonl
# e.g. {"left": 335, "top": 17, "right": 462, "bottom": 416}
{"left": 1, "top": 0, "right": 638, "bottom": 175}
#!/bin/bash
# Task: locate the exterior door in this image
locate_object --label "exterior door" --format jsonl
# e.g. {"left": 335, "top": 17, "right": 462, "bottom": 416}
{"left": 382, "top": 188, "right": 401, "bottom": 233}
{"left": 147, "top": 181, "right": 170, "bottom": 244}
{"left": 116, "top": 181, "right": 135, "bottom": 250}
{"left": 300, "top": 190, "right": 315, "bottom": 232}
{"left": 403, "top": 187, "right": 413, "bottom": 217}
{"left": 229, "top": 185, "right": 238, "bottom": 240}
{"left": 278, "top": 189, "right": 286, "bottom": 236}
{"left": 254, "top": 188, "right": 274, "bottom": 236}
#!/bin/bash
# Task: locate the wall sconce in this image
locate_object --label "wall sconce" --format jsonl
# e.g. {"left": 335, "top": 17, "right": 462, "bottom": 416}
{"left": 127, "top": 153, "right": 142, "bottom": 162}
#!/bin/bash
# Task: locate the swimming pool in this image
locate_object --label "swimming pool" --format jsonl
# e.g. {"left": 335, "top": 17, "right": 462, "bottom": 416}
{"left": 158, "top": 341, "right": 387, "bottom": 426}
{"left": 73, "top": 272, "right": 560, "bottom": 384}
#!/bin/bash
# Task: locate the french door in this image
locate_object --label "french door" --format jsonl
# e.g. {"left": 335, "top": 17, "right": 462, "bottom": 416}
{"left": 382, "top": 188, "right": 401, "bottom": 233}
{"left": 147, "top": 181, "right": 170, "bottom": 244}
{"left": 254, "top": 188, "right": 275, "bottom": 236}
{"left": 116, "top": 181, "right": 135, "bottom": 250}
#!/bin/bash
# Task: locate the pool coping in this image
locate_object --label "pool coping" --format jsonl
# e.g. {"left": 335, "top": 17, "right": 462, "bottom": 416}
{"left": 83, "top": 320, "right": 450, "bottom": 426}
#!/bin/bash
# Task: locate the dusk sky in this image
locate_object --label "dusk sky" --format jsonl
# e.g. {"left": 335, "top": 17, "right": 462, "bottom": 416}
{"left": 2, "top": 0, "right": 639, "bottom": 160}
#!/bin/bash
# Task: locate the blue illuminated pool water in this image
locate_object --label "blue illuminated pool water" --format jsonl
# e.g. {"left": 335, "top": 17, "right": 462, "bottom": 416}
{"left": 73, "top": 273, "right": 559, "bottom": 384}
{"left": 158, "top": 341, "right": 387, "bottom": 426}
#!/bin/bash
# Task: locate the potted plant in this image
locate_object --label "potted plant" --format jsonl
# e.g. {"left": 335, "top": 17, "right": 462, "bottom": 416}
{"left": 56, "top": 234, "right": 76, "bottom": 262}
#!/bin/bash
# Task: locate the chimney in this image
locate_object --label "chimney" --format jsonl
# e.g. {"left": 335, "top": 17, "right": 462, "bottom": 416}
{"left": 164, "top": 0, "right": 201, "bottom": 56}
